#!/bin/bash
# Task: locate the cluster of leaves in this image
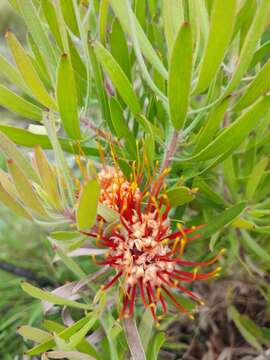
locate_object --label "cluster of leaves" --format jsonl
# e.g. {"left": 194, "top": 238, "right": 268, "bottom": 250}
{"left": 0, "top": 0, "right": 270, "bottom": 359}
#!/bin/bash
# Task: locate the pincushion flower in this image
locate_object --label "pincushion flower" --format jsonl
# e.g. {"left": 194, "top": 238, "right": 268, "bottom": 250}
{"left": 85, "top": 165, "right": 222, "bottom": 322}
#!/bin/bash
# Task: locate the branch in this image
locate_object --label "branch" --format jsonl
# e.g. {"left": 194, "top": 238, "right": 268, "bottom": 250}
{"left": 124, "top": 317, "right": 147, "bottom": 360}
{"left": 0, "top": 260, "right": 54, "bottom": 287}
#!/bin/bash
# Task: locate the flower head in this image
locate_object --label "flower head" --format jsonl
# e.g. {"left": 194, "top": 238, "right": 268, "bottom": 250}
{"left": 87, "top": 165, "right": 221, "bottom": 321}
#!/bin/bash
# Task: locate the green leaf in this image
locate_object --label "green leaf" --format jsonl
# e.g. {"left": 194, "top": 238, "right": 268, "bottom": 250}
{"left": 193, "top": 178, "right": 226, "bottom": 206}
{"left": 26, "top": 315, "right": 93, "bottom": 355}
{"left": 223, "top": 0, "right": 270, "bottom": 97}
{"left": 94, "top": 41, "right": 141, "bottom": 114}
{"left": 234, "top": 58, "right": 270, "bottom": 111}
{"left": 162, "top": 0, "right": 183, "bottom": 53}
{"left": 166, "top": 186, "right": 196, "bottom": 207}
{"left": 228, "top": 306, "right": 262, "bottom": 351}
{"left": 0, "top": 54, "right": 29, "bottom": 93}
{"left": 56, "top": 248, "right": 86, "bottom": 279}
{"left": 0, "top": 183, "right": 32, "bottom": 220}
{"left": 194, "top": 97, "right": 230, "bottom": 153}
{"left": 0, "top": 130, "right": 39, "bottom": 183}
{"left": 194, "top": 0, "right": 237, "bottom": 94}
{"left": 6, "top": 31, "right": 57, "bottom": 110}
{"left": 189, "top": 96, "right": 270, "bottom": 162}
{"left": 56, "top": 54, "right": 81, "bottom": 139}
{"left": 110, "top": 19, "right": 131, "bottom": 79}
{"left": 76, "top": 179, "right": 100, "bottom": 230}
{"left": 250, "top": 39, "right": 270, "bottom": 69}
{"left": 0, "top": 125, "right": 99, "bottom": 157}
{"left": 168, "top": 21, "right": 193, "bottom": 130}
{"left": 88, "top": 45, "right": 113, "bottom": 132}
{"left": 7, "top": 159, "right": 48, "bottom": 218}
{"left": 50, "top": 231, "right": 83, "bottom": 241}
{"left": 147, "top": 332, "right": 166, "bottom": 360}
{"left": 109, "top": 0, "right": 168, "bottom": 79}
{"left": 34, "top": 145, "right": 61, "bottom": 209}
{"left": 194, "top": 202, "right": 247, "bottom": 240}
{"left": 21, "top": 282, "right": 92, "bottom": 310}
{"left": 241, "top": 230, "right": 270, "bottom": 262}
{"left": 19, "top": 0, "right": 57, "bottom": 73}
{"left": 0, "top": 85, "right": 42, "bottom": 121}
{"left": 98, "top": 203, "right": 119, "bottom": 223}
{"left": 109, "top": 97, "right": 137, "bottom": 159}
{"left": 18, "top": 326, "right": 51, "bottom": 343}
{"left": 42, "top": 320, "right": 99, "bottom": 358}
{"left": 41, "top": 0, "right": 63, "bottom": 50}
{"left": 246, "top": 157, "right": 268, "bottom": 199}
{"left": 59, "top": 0, "right": 79, "bottom": 36}
{"left": 0, "top": 168, "right": 18, "bottom": 197}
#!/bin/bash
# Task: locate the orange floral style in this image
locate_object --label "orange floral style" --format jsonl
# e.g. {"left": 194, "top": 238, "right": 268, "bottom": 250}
{"left": 85, "top": 166, "right": 221, "bottom": 321}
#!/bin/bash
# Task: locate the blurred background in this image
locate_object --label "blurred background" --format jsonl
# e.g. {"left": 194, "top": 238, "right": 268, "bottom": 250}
{"left": 0, "top": 2, "right": 270, "bottom": 360}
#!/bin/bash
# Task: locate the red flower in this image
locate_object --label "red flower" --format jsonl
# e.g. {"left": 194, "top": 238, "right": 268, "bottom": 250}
{"left": 86, "top": 166, "right": 221, "bottom": 321}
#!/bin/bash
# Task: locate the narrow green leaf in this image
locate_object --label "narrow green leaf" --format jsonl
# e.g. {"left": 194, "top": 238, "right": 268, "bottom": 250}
{"left": 193, "top": 178, "right": 226, "bottom": 206}
{"left": 234, "top": 58, "right": 270, "bottom": 111}
{"left": 50, "top": 231, "right": 83, "bottom": 241}
{"left": 162, "top": 0, "right": 183, "bottom": 54}
{"left": 21, "top": 282, "right": 92, "bottom": 310}
{"left": 0, "top": 130, "right": 39, "bottom": 183}
{"left": 189, "top": 96, "right": 270, "bottom": 162}
{"left": 250, "top": 39, "right": 270, "bottom": 69}
{"left": 7, "top": 159, "right": 48, "bottom": 218}
{"left": 88, "top": 44, "right": 113, "bottom": 132}
{"left": 59, "top": 0, "right": 79, "bottom": 36}
{"left": 94, "top": 41, "right": 141, "bottom": 114}
{"left": 98, "top": 203, "right": 119, "bottom": 223}
{"left": 147, "top": 332, "right": 166, "bottom": 360}
{"left": 34, "top": 145, "right": 61, "bottom": 209}
{"left": 223, "top": 0, "right": 270, "bottom": 97}
{"left": 27, "top": 315, "right": 93, "bottom": 355}
{"left": 19, "top": 0, "right": 57, "bottom": 73}
{"left": 6, "top": 32, "right": 57, "bottom": 110}
{"left": 56, "top": 54, "right": 81, "bottom": 139}
{"left": 76, "top": 179, "right": 100, "bottom": 230}
{"left": 109, "top": 0, "right": 168, "bottom": 79}
{"left": 246, "top": 157, "right": 268, "bottom": 199}
{"left": 166, "top": 186, "right": 196, "bottom": 207}
{"left": 44, "top": 111, "right": 75, "bottom": 207}
{"left": 195, "top": 97, "right": 230, "bottom": 153}
{"left": 241, "top": 230, "right": 270, "bottom": 262}
{"left": 41, "top": 0, "right": 64, "bottom": 50}
{"left": 0, "top": 125, "right": 99, "bottom": 157}
{"left": 0, "top": 183, "right": 32, "bottom": 220}
{"left": 0, "top": 85, "right": 42, "bottom": 121}
{"left": 109, "top": 19, "right": 131, "bottom": 79}
{"left": 228, "top": 306, "right": 262, "bottom": 351}
{"left": 68, "top": 315, "right": 97, "bottom": 349}
{"left": 109, "top": 98, "right": 137, "bottom": 159}
{"left": 99, "top": 0, "right": 109, "bottom": 44}
{"left": 0, "top": 169, "right": 18, "bottom": 197}
{"left": 195, "top": 0, "right": 237, "bottom": 94}
{"left": 0, "top": 54, "right": 29, "bottom": 93}
{"left": 18, "top": 326, "right": 51, "bottom": 343}
{"left": 194, "top": 202, "right": 247, "bottom": 240}
{"left": 168, "top": 21, "right": 193, "bottom": 130}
